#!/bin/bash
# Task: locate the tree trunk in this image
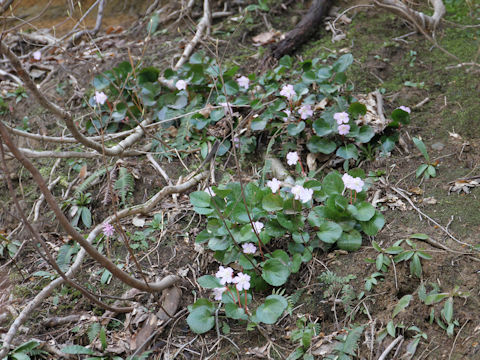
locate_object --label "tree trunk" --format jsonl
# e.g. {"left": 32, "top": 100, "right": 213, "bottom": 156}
{"left": 271, "top": 0, "right": 333, "bottom": 59}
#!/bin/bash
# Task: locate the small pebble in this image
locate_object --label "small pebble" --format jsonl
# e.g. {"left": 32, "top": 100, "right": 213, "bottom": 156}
{"left": 431, "top": 142, "right": 445, "bottom": 151}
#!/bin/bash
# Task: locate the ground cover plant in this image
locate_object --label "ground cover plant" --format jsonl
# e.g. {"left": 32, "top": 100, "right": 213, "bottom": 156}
{"left": 0, "top": 0, "right": 480, "bottom": 359}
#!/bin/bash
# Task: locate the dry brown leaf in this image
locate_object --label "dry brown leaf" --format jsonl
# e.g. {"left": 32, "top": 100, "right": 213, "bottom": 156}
{"left": 252, "top": 31, "right": 281, "bottom": 46}
{"left": 449, "top": 179, "right": 480, "bottom": 194}
{"left": 422, "top": 197, "right": 437, "bottom": 205}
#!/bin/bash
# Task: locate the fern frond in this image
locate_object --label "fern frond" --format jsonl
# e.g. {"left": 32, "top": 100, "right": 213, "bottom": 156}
{"left": 114, "top": 167, "right": 134, "bottom": 205}
{"left": 75, "top": 166, "right": 110, "bottom": 195}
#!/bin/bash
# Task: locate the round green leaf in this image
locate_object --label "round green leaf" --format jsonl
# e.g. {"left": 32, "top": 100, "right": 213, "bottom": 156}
{"left": 348, "top": 102, "right": 367, "bottom": 117}
{"left": 287, "top": 121, "right": 305, "bottom": 136}
{"left": 316, "top": 221, "right": 342, "bottom": 244}
{"left": 307, "top": 136, "right": 337, "bottom": 154}
{"left": 262, "top": 258, "right": 290, "bottom": 286}
{"left": 255, "top": 295, "right": 288, "bottom": 324}
{"left": 307, "top": 206, "right": 327, "bottom": 227}
{"left": 333, "top": 54, "right": 353, "bottom": 73}
{"left": 337, "top": 229, "right": 362, "bottom": 251}
{"left": 336, "top": 144, "right": 358, "bottom": 160}
{"left": 322, "top": 172, "right": 344, "bottom": 195}
{"left": 356, "top": 125, "right": 375, "bottom": 143}
{"left": 197, "top": 275, "right": 222, "bottom": 289}
{"left": 351, "top": 201, "right": 375, "bottom": 221}
{"left": 187, "top": 307, "right": 215, "bottom": 334}
{"left": 361, "top": 212, "right": 385, "bottom": 236}
{"left": 313, "top": 118, "right": 333, "bottom": 136}
{"left": 225, "top": 303, "right": 248, "bottom": 320}
{"left": 208, "top": 237, "right": 230, "bottom": 251}
{"left": 190, "top": 191, "right": 211, "bottom": 207}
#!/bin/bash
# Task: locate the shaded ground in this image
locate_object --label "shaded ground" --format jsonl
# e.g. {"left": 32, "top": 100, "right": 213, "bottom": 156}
{"left": 1, "top": 0, "right": 480, "bottom": 359}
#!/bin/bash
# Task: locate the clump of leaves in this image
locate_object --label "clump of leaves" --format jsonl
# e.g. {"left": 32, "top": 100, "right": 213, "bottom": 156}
{"left": 413, "top": 137, "right": 437, "bottom": 179}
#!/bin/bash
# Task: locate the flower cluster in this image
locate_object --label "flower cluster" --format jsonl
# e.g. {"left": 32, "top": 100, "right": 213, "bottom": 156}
{"left": 291, "top": 184, "right": 313, "bottom": 203}
{"left": 342, "top": 173, "right": 364, "bottom": 193}
{"left": 94, "top": 91, "right": 107, "bottom": 105}
{"left": 286, "top": 151, "right": 299, "bottom": 166}
{"left": 252, "top": 221, "right": 264, "bottom": 233}
{"left": 102, "top": 222, "right": 115, "bottom": 237}
{"left": 236, "top": 75, "right": 249, "bottom": 89}
{"left": 214, "top": 266, "right": 251, "bottom": 300}
{"left": 334, "top": 112, "right": 350, "bottom": 135}
{"left": 242, "top": 243, "right": 257, "bottom": 254}
{"left": 266, "top": 178, "right": 282, "bottom": 193}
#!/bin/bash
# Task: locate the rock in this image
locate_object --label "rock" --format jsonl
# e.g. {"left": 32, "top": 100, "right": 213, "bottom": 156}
{"left": 431, "top": 142, "right": 445, "bottom": 151}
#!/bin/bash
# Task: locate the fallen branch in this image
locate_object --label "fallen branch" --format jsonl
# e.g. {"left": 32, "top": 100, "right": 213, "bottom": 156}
{"left": 67, "top": 0, "right": 106, "bottom": 47}
{"left": 270, "top": 0, "right": 333, "bottom": 59}
{"left": 378, "top": 335, "right": 403, "bottom": 360}
{"left": 174, "top": 0, "right": 211, "bottom": 70}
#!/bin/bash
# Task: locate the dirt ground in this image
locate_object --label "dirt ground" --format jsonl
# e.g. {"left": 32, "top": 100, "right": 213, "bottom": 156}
{"left": 1, "top": 0, "right": 480, "bottom": 359}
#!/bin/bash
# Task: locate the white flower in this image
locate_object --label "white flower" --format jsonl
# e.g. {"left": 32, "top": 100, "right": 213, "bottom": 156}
{"left": 205, "top": 187, "right": 216, "bottom": 197}
{"left": 252, "top": 221, "right": 264, "bottom": 233}
{"left": 397, "top": 106, "right": 411, "bottom": 114}
{"left": 233, "top": 272, "right": 251, "bottom": 291}
{"left": 282, "top": 109, "right": 291, "bottom": 122}
{"left": 215, "top": 266, "right": 234, "bottom": 285}
{"left": 286, "top": 151, "right": 299, "bottom": 166}
{"left": 266, "top": 178, "right": 282, "bottom": 193}
{"left": 291, "top": 185, "right": 313, "bottom": 203}
{"left": 342, "top": 173, "right": 364, "bottom": 192}
{"left": 236, "top": 76, "right": 249, "bottom": 89}
{"left": 219, "top": 102, "right": 233, "bottom": 116}
{"left": 351, "top": 177, "right": 365, "bottom": 193}
{"left": 242, "top": 243, "right": 257, "bottom": 254}
{"left": 94, "top": 91, "right": 107, "bottom": 105}
{"left": 213, "top": 287, "right": 226, "bottom": 301}
{"left": 175, "top": 79, "right": 188, "bottom": 90}
{"left": 334, "top": 112, "right": 349, "bottom": 125}
{"left": 280, "top": 84, "right": 296, "bottom": 100}
{"left": 298, "top": 104, "right": 313, "bottom": 120}
{"left": 338, "top": 124, "right": 350, "bottom": 135}
{"left": 33, "top": 51, "right": 41, "bottom": 60}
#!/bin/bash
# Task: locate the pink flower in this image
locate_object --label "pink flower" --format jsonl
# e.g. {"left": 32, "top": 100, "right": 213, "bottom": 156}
{"left": 233, "top": 272, "right": 251, "bottom": 291}
{"left": 213, "top": 287, "right": 226, "bottom": 301}
{"left": 242, "top": 243, "right": 257, "bottom": 254}
{"left": 33, "top": 51, "right": 41, "bottom": 60}
{"left": 216, "top": 266, "right": 234, "bottom": 285}
{"left": 94, "top": 91, "right": 107, "bottom": 105}
{"left": 236, "top": 76, "right": 249, "bottom": 89}
{"left": 102, "top": 222, "right": 115, "bottom": 237}
{"left": 282, "top": 109, "right": 292, "bottom": 122}
{"left": 298, "top": 104, "right": 313, "bottom": 120}
{"left": 252, "top": 221, "right": 264, "bottom": 233}
{"left": 280, "top": 84, "right": 296, "bottom": 100}
{"left": 334, "top": 112, "right": 349, "bottom": 125}
{"left": 266, "top": 178, "right": 281, "bottom": 193}
{"left": 286, "top": 151, "right": 299, "bottom": 166}
{"left": 175, "top": 79, "right": 188, "bottom": 90}
{"left": 338, "top": 124, "right": 350, "bottom": 135}
{"left": 397, "top": 106, "right": 411, "bottom": 114}
{"left": 291, "top": 185, "right": 313, "bottom": 203}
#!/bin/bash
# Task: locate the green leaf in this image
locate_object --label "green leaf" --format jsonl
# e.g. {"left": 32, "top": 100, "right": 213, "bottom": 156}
{"left": 361, "top": 212, "right": 385, "bottom": 236}
{"left": 224, "top": 80, "right": 239, "bottom": 95}
{"left": 286, "top": 347, "right": 304, "bottom": 360}
{"left": 255, "top": 295, "right": 288, "bottom": 324}
{"left": 351, "top": 201, "right": 375, "bottom": 221}
{"left": 348, "top": 102, "right": 367, "bottom": 118}
{"left": 287, "top": 121, "right": 306, "bottom": 136}
{"left": 416, "top": 163, "right": 428, "bottom": 178}
{"left": 81, "top": 208, "right": 92, "bottom": 228}
{"left": 412, "top": 137, "right": 429, "bottom": 161}
{"left": 62, "top": 345, "right": 95, "bottom": 355}
{"left": 208, "top": 237, "right": 230, "bottom": 251}
{"left": 316, "top": 221, "right": 342, "bottom": 244}
{"left": 198, "top": 275, "right": 222, "bottom": 289}
{"left": 307, "top": 136, "right": 337, "bottom": 154}
{"left": 391, "top": 108, "right": 410, "bottom": 125}
{"left": 376, "top": 254, "right": 384, "bottom": 271}
{"left": 427, "top": 165, "right": 436, "bottom": 177}
{"left": 336, "top": 144, "right": 358, "bottom": 160}
{"left": 337, "top": 229, "right": 362, "bottom": 251}
{"left": 187, "top": 299, "right": 215, "bottom": 334}
{"left": 393, "top": 295, "right": 412, "bottom": 318}
{"left": 262, "top": 258, "right": 291, "bottom": 286}
{"left": 322, "top": 172, "right": 344, "bottom": 195}
{"left": 333, "top": 54, "right": 354, "bottom": 73}
{"left": 410, "top": 233, "right": 429, "bottom": 240}
{"left": 313, "top": 118, "right": 333, "bottom": 136}
{"left": 442, "top": 298, "right": 453, "bottom": 323}
{"left": 316, "top": 67, "right": 332, "bottom": 82}
{"left": 190, "top": 191, "right": 211, "bottom": 207}
{"left": 93, "top": 75, "right": 110, "bottom": 90}
{"left": 410, "top": 254, "right": 422, "bottom": 278}
{"left": 225, "top": 303, "right": 248, "bottom": 320}
{"left": 279, "top": 55, "right": 292, "bottom": 68}
{"left": 387, "top": 321, "right": 396, "bottom": 337}
{"left": 356, "top": 125, "right": 375, "bottom": 143}
{"left": 262, "top": 194, "right": 283, "bottom": 211}
{"left": 138, "top": 67, "right": 160, "bottom": 83}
